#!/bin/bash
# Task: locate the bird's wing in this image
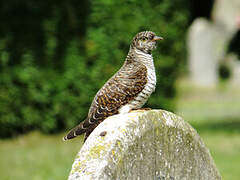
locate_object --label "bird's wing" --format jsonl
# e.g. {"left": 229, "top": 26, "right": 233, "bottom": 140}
{"left": 87, "top": 62, "right": 147, "bottom": 123}
{"left": 63, "top": 62, "right": 147, "bottom": 141}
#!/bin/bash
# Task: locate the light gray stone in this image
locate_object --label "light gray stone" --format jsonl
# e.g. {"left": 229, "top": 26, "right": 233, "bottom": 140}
{"left": 188, "top": 18, "right": 223, "bottom": 87}
{"left": 68, "top": 110, "right": 221, "bottom": 180}
{"left": 188, "top": 0, "right": 240, "bottom": 87}
{"left": 212, "top": 0, "right": 240, "bottom": 36}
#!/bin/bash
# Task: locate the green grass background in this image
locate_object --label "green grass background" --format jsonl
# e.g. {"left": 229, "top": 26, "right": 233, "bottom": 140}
{"left": 0, "top": 80, "right": 239, "bottom": 180}
{"left": 176, "top": 79, "right": 240, "bottom": 180}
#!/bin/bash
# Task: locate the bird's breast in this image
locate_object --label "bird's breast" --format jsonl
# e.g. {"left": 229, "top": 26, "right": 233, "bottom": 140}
{"left": 129, "top": 65, "right": 156, "bottom": 109}
{"left": 118, "top": 50, "right": 157, "bottom": 114}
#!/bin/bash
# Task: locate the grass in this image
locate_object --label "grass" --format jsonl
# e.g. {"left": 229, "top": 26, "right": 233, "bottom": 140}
{"left": 0, "top": 132, "right": 83, "bottom": 180}
{"left": 0, "top": 79, "right": 239, "bottom": 179}
{"left": 193, "top": 122, "right": 240, "bottom": 180}
{"left": 0, "top": 125, "right": 239, "bottom": 180}
{"left": 176, "top": 79, "right": 240, "bottom": 121}
{"left": 176, "top": 79, "right": 240, "bottom": 180}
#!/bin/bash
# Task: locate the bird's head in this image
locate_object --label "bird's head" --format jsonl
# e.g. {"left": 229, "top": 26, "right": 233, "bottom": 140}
{"left": 131, "top": 31, "right": 163, "bottom": 54}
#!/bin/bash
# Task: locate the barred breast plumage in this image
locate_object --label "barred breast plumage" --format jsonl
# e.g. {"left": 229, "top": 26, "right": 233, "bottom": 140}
{"left": 63, "top": 31, "right": 163, "bottom": 141}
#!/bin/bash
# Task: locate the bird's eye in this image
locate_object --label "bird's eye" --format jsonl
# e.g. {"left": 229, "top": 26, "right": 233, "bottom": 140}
{"left": 142, "top": 37, "right": 147, "bottom": 41}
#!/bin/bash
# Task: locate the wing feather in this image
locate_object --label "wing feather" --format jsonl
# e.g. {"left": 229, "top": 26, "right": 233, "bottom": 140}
{"left": 63, "top": 61, "right": 147, "bottom": 141}
{"left": 85, "top": 62, "right": 147, "bottom": 127}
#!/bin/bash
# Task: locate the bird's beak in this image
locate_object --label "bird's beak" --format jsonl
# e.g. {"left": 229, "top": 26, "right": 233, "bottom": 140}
{"left": 153, "top": 36, "right": 164, "bottom": 41}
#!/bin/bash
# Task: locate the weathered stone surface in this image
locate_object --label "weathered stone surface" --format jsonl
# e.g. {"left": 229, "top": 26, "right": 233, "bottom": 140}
{"left": 68, "top": 110, "right": 221, "bottom": 180}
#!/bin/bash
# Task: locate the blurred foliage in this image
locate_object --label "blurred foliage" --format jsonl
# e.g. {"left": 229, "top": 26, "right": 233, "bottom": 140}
{"left": 0, "top": 0, "right": 189, "bottom": 137}
{"left": 218, "top": 62, "right": 231, "bottom": 81}
{"left": 228, "top": 30, "right": 240, "bottom": 60}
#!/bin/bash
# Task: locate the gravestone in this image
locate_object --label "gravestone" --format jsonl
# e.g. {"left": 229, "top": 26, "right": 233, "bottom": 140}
{"left": 187, "top": 18, "right": 223, "bottom": 87}
{"left": 67, "top": 110, "right": 221, "bottom": 180}
{"left": 212, "top": 0, "right": 240, "bottom": 36}
{"left": 188, "top": 0, "right": 240, "bottom": 87}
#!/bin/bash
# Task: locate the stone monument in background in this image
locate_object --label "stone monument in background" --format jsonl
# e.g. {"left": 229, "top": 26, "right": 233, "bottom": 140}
{"left": 188, "top": 0, "right": 240, "bottom": 87}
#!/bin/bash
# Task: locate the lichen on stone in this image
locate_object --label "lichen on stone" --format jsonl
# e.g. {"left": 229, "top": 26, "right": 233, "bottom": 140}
{"left": 68, "top": 110, "right": 221, "bottom": 180}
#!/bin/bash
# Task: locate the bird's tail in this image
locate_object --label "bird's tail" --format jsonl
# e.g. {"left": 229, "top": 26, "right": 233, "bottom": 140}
{"left": 63, "top": 121, "right": 87, "bottom": 141}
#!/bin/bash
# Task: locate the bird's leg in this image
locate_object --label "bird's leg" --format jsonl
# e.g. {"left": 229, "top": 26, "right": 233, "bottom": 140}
{"left": 130, "top": 107, "right": 152, "bottom": 112}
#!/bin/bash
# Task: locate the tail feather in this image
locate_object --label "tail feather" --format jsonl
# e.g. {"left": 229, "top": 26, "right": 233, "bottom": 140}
{"left": 63, "top": 121, "right": 87, "bottom": 141}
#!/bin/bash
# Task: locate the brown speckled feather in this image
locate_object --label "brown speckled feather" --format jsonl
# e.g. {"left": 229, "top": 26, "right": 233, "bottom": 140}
{"left": 63, "top": 61, "right": 147, "bottom": 141}
{"left": 83, "top": 62, "right": 147, "bottom": 140}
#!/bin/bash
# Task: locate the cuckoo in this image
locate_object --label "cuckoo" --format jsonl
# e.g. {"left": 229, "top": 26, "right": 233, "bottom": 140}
{"left": 63, "top": 31, "right": 163, "bottom": 141}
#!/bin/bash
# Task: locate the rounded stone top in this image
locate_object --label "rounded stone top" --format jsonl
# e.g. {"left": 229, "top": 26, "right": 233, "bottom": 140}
{"left": 68, "top": 110, "right": 221, "bottom": 180}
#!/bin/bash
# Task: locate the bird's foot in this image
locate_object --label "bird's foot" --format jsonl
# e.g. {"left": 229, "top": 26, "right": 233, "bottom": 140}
{"left": 130, "top": 108, "right": 152, "bottom": 113}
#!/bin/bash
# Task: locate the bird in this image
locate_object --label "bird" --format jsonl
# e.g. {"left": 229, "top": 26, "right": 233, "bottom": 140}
{"left": 63, "top": 31, "right": 163, "bottom": 142}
